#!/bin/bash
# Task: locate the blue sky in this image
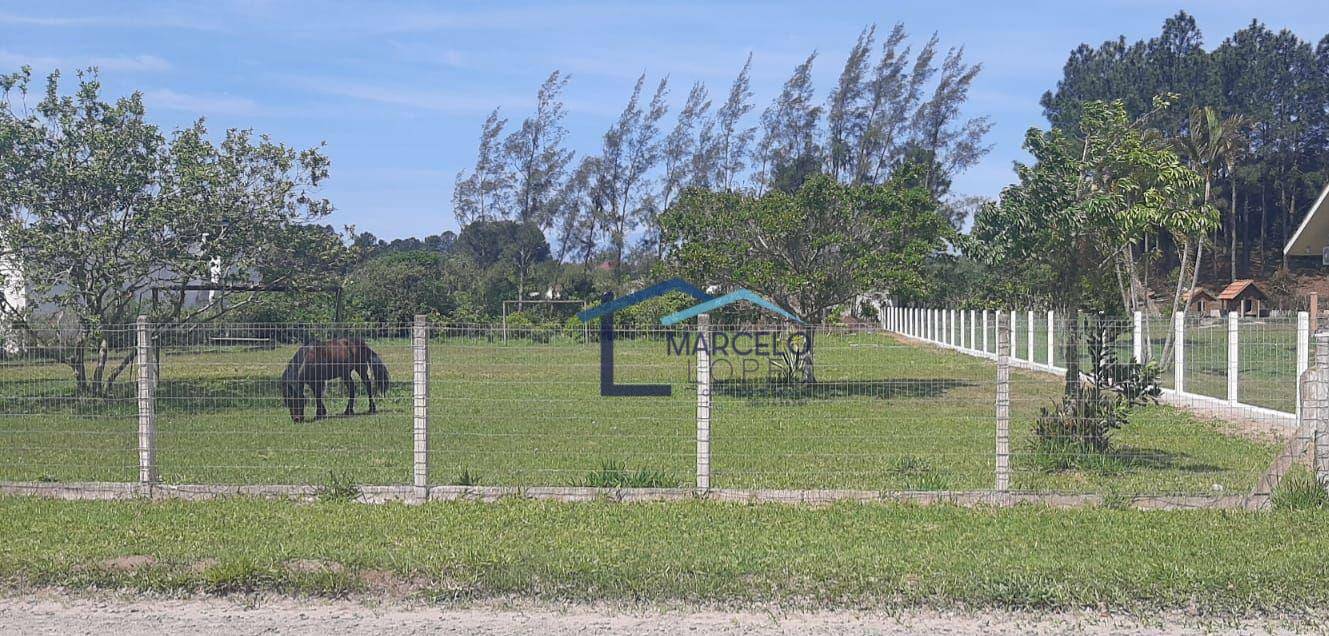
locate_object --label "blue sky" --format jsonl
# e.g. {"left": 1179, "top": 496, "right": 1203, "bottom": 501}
{"left": 2, "top": 1, "right": 1326, "bottom": 239}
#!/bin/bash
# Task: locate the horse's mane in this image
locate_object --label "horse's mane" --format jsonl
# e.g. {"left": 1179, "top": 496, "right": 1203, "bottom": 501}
{"left": 281, "top": 344, "right": 309, "bottom": 392}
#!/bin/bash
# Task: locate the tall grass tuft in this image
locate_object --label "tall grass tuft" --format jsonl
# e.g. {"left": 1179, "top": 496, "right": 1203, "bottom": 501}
{"left": 575, "top": 460, "right": 680, "bottom": 488}
{"left": 1271, "top": 466, "right": 1329, "bottom": 510}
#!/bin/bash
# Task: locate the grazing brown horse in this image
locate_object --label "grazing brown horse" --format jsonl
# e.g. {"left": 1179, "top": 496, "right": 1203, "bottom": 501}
{"left": 281, "top": 338, "right": 389, "bottom": 422}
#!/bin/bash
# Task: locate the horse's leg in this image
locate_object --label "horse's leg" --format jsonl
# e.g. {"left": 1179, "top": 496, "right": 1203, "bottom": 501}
{"left": 313, "top": 381, "right": 327, "bottom": 420}
{"left": 361, "top": 363, "right": 377, "bottom": 414}
{"left": 342, "top": 369, "right": 356, "bottom": 416}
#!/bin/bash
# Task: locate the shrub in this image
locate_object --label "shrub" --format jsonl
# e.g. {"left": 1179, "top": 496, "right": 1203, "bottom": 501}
{"left": 1033, "top": 323, "right": 1160, "bottom": 454}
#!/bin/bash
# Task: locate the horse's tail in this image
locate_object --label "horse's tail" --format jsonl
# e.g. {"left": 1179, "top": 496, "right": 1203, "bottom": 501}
{"left": 368, "top": 349, "right": 390, "bottom": 395}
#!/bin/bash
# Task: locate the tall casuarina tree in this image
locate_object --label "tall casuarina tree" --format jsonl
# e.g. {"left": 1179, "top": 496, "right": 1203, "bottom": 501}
{"left": 502, "top": 71, "right": 574, "bottom": 229}
{"left": 452, "top": 108, "right": 510, "bottom": 225}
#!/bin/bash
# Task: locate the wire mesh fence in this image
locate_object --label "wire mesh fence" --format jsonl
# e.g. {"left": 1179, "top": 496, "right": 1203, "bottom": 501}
{"left": 894, "top": 306, "right": 1304, "bottom": 497}
{"left": 0, "top": 310, "right": 1317, "bottom": 501}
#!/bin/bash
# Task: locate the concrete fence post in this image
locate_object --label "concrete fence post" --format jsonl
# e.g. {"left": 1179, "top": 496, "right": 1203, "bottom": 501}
{"left": 995, "top": 312, "right": 1011, "bottom": 492}
{"left": 1298, "top": 312, "right": 1310, "bottom": 420}
{"left": 696, "top": 313, "right": 712, "bottom": 492}
{"left": 982, "top": 310, "right": 989, "bottom": 354}
{"left": 135, "top": 315, "right": 156, "bottom": 486}
{"left": 1027, "top": 309, "right": 1035, "bottom": 363}
{"left": 1046, "top": 310, "right": 1055, "bottom": 368}
{"left": 1173, "top": 312, "right": 1185, "bottom": 394}
{"left": 1132, "top": 311, "right": 1143, "bottom": 363}
{"left": 1314, "top": 332, "right": 1329, "bottom": 487}
{"left": 412, "top": 314, "right": 429, "bottom": 492}
{"left": 1227, "top": 311, "right": 1239, "bottom": 404}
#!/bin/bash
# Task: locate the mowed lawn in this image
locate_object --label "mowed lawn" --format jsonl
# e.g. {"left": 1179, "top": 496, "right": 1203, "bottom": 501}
{"left": 4, "top": 496, "right": 1329, "bottom": 614}
{"left": 0, "top": 327, "right": 1281, "bottom": 494}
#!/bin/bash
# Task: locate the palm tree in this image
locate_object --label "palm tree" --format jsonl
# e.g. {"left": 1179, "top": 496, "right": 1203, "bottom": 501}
{"left": 1171, "top": 107, "right": 1250, "bottom": 285}
{"left": 1219, "top": 115, "right": 1252, "bottom": 281}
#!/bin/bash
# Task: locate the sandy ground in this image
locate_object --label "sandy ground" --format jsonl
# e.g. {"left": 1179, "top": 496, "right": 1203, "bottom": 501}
{"left": 0, "top": 594, "right": 1318, "bottom": 635}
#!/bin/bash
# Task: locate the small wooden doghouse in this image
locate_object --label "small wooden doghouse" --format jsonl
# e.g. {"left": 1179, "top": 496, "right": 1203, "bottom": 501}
{"left": 1217, "top": 279, "right": 1267, "bottom": 317}
{"left": 1183, "top": 287, "right": 1219, "bottom": 315}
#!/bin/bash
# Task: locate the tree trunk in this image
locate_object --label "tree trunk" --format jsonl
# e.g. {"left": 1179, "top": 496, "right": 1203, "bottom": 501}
{"left": 1230, "top": 171, "right": 1238, "bottom": 282}
{"left": 1158, "top": 237, "right": 1193, "bottom": 369}
{"left": 800, "top": 327, "right": 816, "bottom": 383}
{"left": 1062, "top": 306, "right": 1081, "bottom": 399}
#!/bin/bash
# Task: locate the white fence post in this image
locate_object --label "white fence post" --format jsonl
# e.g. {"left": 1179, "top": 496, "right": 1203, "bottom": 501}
{"left": 412, "top": 314, "right": 429, "bottom": 493}
{"left": 950, "top": 309, "right": 958, "bottom": 347}
{"left": 959, "top": 309, "right": 967, "bottom": 350}
{"left": 970, "top": 309, "right": 977, "bottom": 352}
{"left": 1009, "top": 309, "right": 1018, "bottom": 359}
{"left": 1227, "top": 311, "right": 1239, "bottom": 405}
{"left": 1046, "top": 310, "right": 1055, "bottom": 368}
{"left": 995, "top": 311, "right": 1010, "bottom": 493}
{"left": 941, "top": 309, "right": 948, "bottom": 346}
{"left": 696, "top": 313, "right": 712, "bottom": 492}
{"left": 1174, "top": 312, "right": 1185, "bottom": 394}
{"left": 982, "top": 310, "right": 989, "bottom": 354}
{"left": 1027, "top": 309, "right": 1035, "bottom": 363}
{"left": 1132, "top": 311, "right": 1143, "bottom": 363}
{"left": 1298, "top": 311, "right": 1310, "bottom": 420}
{"left": 136, "top": 316, "right": 156, "bottom": 486}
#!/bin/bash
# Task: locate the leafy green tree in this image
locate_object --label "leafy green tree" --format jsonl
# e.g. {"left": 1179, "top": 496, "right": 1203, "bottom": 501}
{"left": 662, "top": 169, "right": 948, "bottom": 380}
{"left": 345, "top": 251, "right": 456, "bottom": 323}
{"left": 454, "top": 220, "right": 551, "bottom": 310}
{"left": 968, "top": 98, "right": 1215, "bottom": 395}
{"left": 0, "top": 68, "right": 332, "bottom": 394}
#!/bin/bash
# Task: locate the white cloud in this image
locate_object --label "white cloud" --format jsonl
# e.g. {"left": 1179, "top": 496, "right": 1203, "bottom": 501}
{"left": 288, "top": 76, "right": 530, "bottom": 114}
{"left": 91, "top": 54, "right": 171, "bottom": 72}
{"left": 142, "top": 89, "right": 260, "bottom": 116}
{"left": 0, "top": 11, "right": 219, "bottom": 31}
{"left": 0, "top": 50, "right": 171, "bottom": 73}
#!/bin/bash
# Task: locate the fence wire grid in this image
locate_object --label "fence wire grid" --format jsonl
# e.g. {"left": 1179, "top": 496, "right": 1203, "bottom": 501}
{"left": 0, "top": 310, "right": 1316, "bottom": 499}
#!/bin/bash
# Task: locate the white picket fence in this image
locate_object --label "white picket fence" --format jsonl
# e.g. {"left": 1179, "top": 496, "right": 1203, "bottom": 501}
{"left": 883, "top": 306, "right": 1305, "bottom": 428}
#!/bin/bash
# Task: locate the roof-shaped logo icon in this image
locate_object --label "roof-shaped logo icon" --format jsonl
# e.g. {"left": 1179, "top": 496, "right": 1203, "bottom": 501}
{"left": 576, "top": 278, "right": 801, "bottom": 325}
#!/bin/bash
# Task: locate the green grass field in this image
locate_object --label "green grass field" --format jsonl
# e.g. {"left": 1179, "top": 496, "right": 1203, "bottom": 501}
{"left": 0, "top": 327, "right": 1282, "bottom": 495}
{"left": 948, "top": 312, "right": 1304, "bottom": 413}
{"left": 2, "top": 495, "right": 1328, "bottom": 614}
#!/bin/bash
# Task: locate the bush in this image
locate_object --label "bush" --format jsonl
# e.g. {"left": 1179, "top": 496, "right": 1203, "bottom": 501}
{"left": 1033, "top": 324, "right": 1160, "bottom": 454}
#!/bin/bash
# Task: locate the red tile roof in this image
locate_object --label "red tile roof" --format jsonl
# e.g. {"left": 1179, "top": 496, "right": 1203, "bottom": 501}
{"left": 1217, "top": 279, "right": 1263, "bottom": 300}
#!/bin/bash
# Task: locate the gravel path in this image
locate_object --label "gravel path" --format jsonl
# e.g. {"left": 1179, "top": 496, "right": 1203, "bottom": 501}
{"left": 0, "top": 594, "right": 1314, "bottom": 635}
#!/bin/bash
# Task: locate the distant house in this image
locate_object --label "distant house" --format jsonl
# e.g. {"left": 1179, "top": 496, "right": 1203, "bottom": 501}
{"left": 1286, "top": 181, "right": 1329, "bottom": 264}
{"left": 1183, "top": 287, "right": 1219, "bottom": 315}
{"left": 1218, "top": 280, "right": 1268, "bottom": 317}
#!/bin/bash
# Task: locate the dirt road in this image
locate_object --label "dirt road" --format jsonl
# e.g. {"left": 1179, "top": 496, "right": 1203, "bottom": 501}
{"left": 0, "top": 594, "right": 1313, "bottom": 635}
